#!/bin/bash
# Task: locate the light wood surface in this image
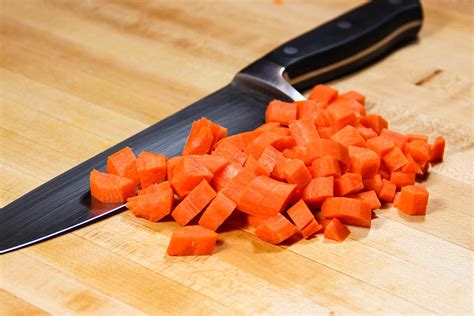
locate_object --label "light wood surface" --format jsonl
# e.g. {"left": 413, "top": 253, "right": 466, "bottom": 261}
{"left": 1, "top": 0, "right": 472, "bottom": 314}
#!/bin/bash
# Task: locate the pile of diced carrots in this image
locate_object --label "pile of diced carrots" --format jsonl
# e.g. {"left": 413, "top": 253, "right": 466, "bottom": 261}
{"left": 90, "top": 84, "right": 446, "bottom": 256}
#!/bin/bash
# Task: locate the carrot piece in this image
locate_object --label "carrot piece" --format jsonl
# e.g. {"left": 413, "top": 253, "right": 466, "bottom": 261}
{"left": 317, "top": 126, "right": 334, "bottom": 139}
{"left": 90, "top": 169, "right": 136, "bottom": 203}
{"left": 171, "top": 180, "right": 216, "bottom": 226}
{"left": 348, "top": 145, "right": 372, "bottom": 157}
{"left": 171, "top": 157, "right": 213, "bottom": 198}
{"left": 243, "top": 155, "right": 259, "bottom": 174}
{"left": 359, "top": 115, "right": 388, "bottom": 134}
{"left": 330, "top": 98, "right": 365, "bottom": 116}
{"left": 303, "top": 176, "right": 334, "bottom": 206}
{"left": 314, "top": 109, "right": 331, "bottom": 127}
{"left": 300, "top": 219, "right": 322, "bottom": 239}
{"left": 357, "top": 127, "right": 378, "bottom": 140}
{"left": 166, "top": 156, "right": 183, "bottom": 182}
{"left": 106, "top": 146, "right": 140, "bottom": 185}
{"left": 221, "top": 168, "right": 257, "bottom": 203}
{"left": 182, "top": 125, "right": 214, "bottom": 155}
{"left": 256, "top": 146, "right": 281, "bottom": 176}
{"left": 311, "top": 156, "right": 341, "bottom": 178}
{"left": 327, "top": 100, "right": 357, "bottom": 131}
{"left": 214, "top": 131, "right": 260, "bottom": 151}
{"left": 362, "top": 174, "right": 383, "bottom": 194}
{"left": 367, "top": 136, "right": 395, "bottom": 158}
{"left": 271, "top": 155, "right": 291, "bottom": 181}
{"left": 167, "top": 225, "right": 217, "bottom": 256}
{"left": 393, "top": 192, "right": 401, "bottom": 207}
{"left": 265, "top": 100, "right": 297, "bottom": 126}
{"left": 198, "top": 192, "right": 236, "bottom": 231}
{"left": 430, "top": 136, "right": 446, "bottom": 162}
{"left": 406, "top": 133, "right": 428, "bottom": 143}
{"left": 255, "top": 213, "right": 298, "bottom": 244}
{"left": 331, "top": 125, "right": 366, "bottom": 147}
{"left": 338, "top": 90, "right": 366, "bottom": 106}
{"left": 283, "top": 159, "right": 312, "bottom": 189}
{"left": 135, "top": 152, "right": 167, "bottom": 189}
{"left": 246, "top": 214, "right": 270, "bottom": 229}
{"left": 286, "top": 199, "right": 315, "bottom": 230}
{"left": 317, "top": 218, "right": 332, "bottom": 234}
{"left": 272, "top": 136, "right": 297, "bottom": 152}
{"left": 188, "top": 154, "right": 229, "bottom": 175}
{"left": 334, "top": 173, "right": 364, "bottom": 196}
{"left": 282, "top": 146, "right": 306, "bottom": 161}
{"left": 296, "top": 100, "right": 325, "bottom": 119}
{"left": 348, "top": 150, "right": 380, "bottom": 178}
{"left": 213, "top": 141, "right": 248, "bottom": 166}
{"left": 305, "top": 139, "right": 349, "bottom": 166}
{"left": 322, "top": 197, "right": 372, "bottom": 227}
{"left": 397, "top": 185, "right": 429, "bottom": 216}
{"left": 185, "top": 118, "right": 227, "bottom": 152}
{"left": 324, "top": 218, "right": 350, "bottom": 242}
{"left": 308, "top": 84, "right": 338, "bottom": 104}
{"left": 255, "top": 122, "right": 281, "bottom": 132}
{"left": 245, "top": 132, "right": 285, "bottom": 159}
{"left": 419, "top": 160, "right": 430, "bottom": 174}
{"left": 383, "top": 147, "right": 408, "bottom": 171}
{"left": 378, "top": 162, "right": 391, "bottom": 180}
{"left": 237, "top": 175, "right": 296, "bottom": 216}
{"left": 289, "top": 118, "right": 320, "bottom": 146}
{"left": 348, "top": 190, "right": 381, "bottom": 210}
{"left": 211, "top": 162, "right": 243, "bottom": 192}
{"left": 390, "top": 171, "right": 416, "bottom": 189}
{"left": 378, "top": 179, "right": 396, "bottom": 202}
{"left": 380, "top": 129, "right": 407, "bottom": 151}
{"left": 127, "top": 183, "right": 174, "bottom": 222}
{"left": 407, "top": 140, "right": 431, "bottom": 163}
{"left": 138, "top": 181, "right": 171, "bottom": 196}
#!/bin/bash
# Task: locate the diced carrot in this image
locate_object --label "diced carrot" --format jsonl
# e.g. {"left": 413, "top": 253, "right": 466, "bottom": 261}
{"left": 419, "top": 160, "right": 430, "bottom": 174}
{"left": 338, "top": 90, "right": 366, "bottom": 106}
{"left": 171, "top": 180, "right": 216, "bottom": 226}
{"left": 106, "top": 147, "right": 140, "bottom": 186}
{"left": 221, "top": 168, "right": 257, "bottom": 203}
{"left": 255, "top": 213, "right": 298, "bottom": 244}
{"left": 187, "top": 117, "right": 227, "bottom": 151}
{"left": 211, "top": 162, "right": 243, "bottom": 192}
{"left": 314, "top": 109, "right": 331, "bottom": 128}
{"left": 188, "top": 155, "right": 229, "bottom": 175}
{"left": 296, "top": 100, "right": 325, "bottom": 119}
{"left": 397, "top": 185, "right": 429, "bottom": 216}
{"left": 256, "top": 146, "right": 281, "bottom": 176}
{"left": 272, "top": 136, "right": 297, "bottom": 152}
{"left": 166, "top": 156, "right": 183, "bottom": 182}
{"left": 255, "top": 122, "right": 281, "bottom": 132}
{"left": 327, "top": 99, "right": 357, "bottom": 131}
{"left": 407, "top": 133, "right": 428, "bottom": 143}
{"left": 378, "top": 179, "right": 396, "bottom": 202}
{"left": 289, "top": 118, "right": 320, "bottom": 146}
{"left": 334, "top": 173, "right": 364, "bottom": 196}
{"left": 127, "top": 183, "right": 174, "bottom": 222}
{"left": 317, "top": 126, "right": 335, "bottom": 139}
{"left": 286, "top": 199, "right": 315, "bottom": 231}
{"left": 348, "top": 145, "right": 371, "bottom": 157}
{"left": 378, "top": 162, "right": 391, "bottom": 180}
{"left": 401, "top": 153, "right": 423, "bottom": 174}
{"left": 213, "top": 141, "right": 248, "bottom": 166}
{"left": 331, "top": 125, "right": 366, "bottom": 147}
{"left": 271, "top": 155, "right": 291, "bottom": 181}
{"left": 266, "top": 126, "right": 292, "bottom": 136}
{"left": 283, "top": 159, "right": 312, "bottom": 189}
{"left": 167, "top": 225, "right": 217, "bottom": 256}
{"left": 303, "top": 176, "right": 334, "bottom": 206}
{"left": 349, "top": 150, "right": 380, "bottom": 178}
{"left": 138, "top": 181, "right": 171, "bottom": 196}
{"left": 380, "top": 129, "right": 407, "bottom": 151}
{"left": 265, "top": 100, "right": 297, "bottom": 126}
{"left": 316, "top": 218, "right": 332, "bottom": 234}
{"left": 330, "top": 98, "right": 365, "bottom": 116}
{"left": 362, "top": 174, "right": 383, "bottom": 194}
{"left": 349, "top": 190, "right": 381, "bottom": 210}
{"left": 367, "top": 136, "right": 395, "bottom": 158}
{"left": 171, "top": 157, "right": 213, "bottom": 198}
{"left": 238, "top": 175, "right": 296, "bottom": 216}
{"left": 246, "top": 214, "right": 270, "bottom": 229}
{"left": 135, "top": 152, "right": 167, "bottom": 189}
{"left": 322, "top": 197, "right": 372, "bottom": 227}
{"left": 311, "top": 156, "right": 341, "bottom": 178}
{"left": 357, "top": 127, "right": 378, "bottom": 140}
{"left": 406, "top": 140, "right": 431, "bottom": 163}
{"left": 359, "top": 115, "right": 388, "bottom": 134}
{"left": 245, "top": 132, "right": 288, "bottom": 159}
{"left": 282, "top": 146, "right": 306, "bottom": 161}
{"left": 305, "top": 139, "right": 349, "bottom": 166}
{"left": 393, "top": 191, "right": 401, "bottom": 207}
{"left": 182, "top": 125, "right": 213, "bottom": 156}
{"left": 324, "top": 218, "right": 350, "bottom": 242}
{"left": 309, "top": 84, "right": 338, "bottom": 104}
{"left": 244, "top": 155, "right": 259, "bottom": 174}
{"left": 214, "top": 131, "right": 260, "bottom": 151}
{"left": 430, "top": 136, "right": 446, "bottom": 162}
{"left": 383, "top": 147, "right": 408, "bottom": 171}
{"left": 390, "top": 171, "right": 416, "bottom": 189}
{"left": 90, "top": 169, "right": 136, "bottom": 203}
{"left": 198, "top": 192, "right": 236, "bottom": 231}
{"left": 300, "top": 219, "right": 322, "bottom": 239}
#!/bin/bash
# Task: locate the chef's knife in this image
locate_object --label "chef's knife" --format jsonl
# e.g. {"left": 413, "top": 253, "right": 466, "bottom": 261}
{"left": 0, "top": 0, "right": 423, "bottom": 254}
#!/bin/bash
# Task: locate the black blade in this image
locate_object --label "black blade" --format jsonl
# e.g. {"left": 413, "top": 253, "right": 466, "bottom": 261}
{"left": 0, "top": 83, "right": 278, "bottom": 254}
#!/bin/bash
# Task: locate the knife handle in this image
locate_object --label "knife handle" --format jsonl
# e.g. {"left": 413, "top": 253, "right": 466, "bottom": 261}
{"left": 263, "top": 0, "right": 423, "bottom": 91}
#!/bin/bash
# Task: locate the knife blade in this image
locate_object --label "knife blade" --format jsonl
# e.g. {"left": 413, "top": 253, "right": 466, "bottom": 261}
{"left": 0, "top": 0, "right": 423, "bottom": 254}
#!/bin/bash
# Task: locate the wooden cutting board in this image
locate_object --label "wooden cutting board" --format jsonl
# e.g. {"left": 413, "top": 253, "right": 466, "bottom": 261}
{"left": 1, "top": 1, "right": 472, "bottom": 314}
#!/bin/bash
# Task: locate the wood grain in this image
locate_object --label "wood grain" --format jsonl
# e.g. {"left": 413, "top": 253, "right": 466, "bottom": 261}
{"left": 0, "top": 0, "right": 472, "bottom": 314}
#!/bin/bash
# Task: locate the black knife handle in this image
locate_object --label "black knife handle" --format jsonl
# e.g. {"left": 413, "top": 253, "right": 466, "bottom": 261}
{"left": 263, "top": 0, "right": 423, "bottom": 91}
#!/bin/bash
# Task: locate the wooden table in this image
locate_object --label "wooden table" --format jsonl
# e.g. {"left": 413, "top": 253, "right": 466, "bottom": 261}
{"left": 1, "top": 1, "right": 472, "bottom": 314}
